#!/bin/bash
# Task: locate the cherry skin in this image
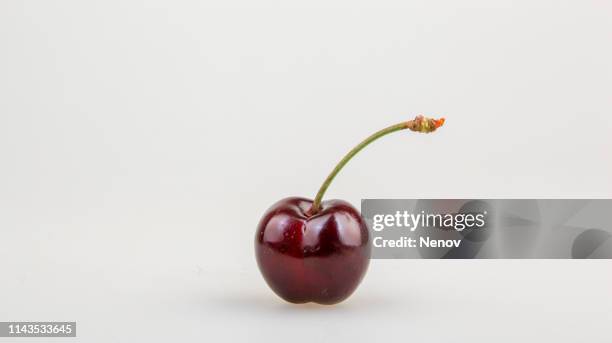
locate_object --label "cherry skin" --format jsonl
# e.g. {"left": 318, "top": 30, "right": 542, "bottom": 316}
{"left": 255, "top": 197, "right": 370, "bottom": 305}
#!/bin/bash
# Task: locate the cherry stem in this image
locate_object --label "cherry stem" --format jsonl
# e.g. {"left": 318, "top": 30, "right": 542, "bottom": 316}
{"left": 309, "top": 115, "right": 445, "bottom": 215}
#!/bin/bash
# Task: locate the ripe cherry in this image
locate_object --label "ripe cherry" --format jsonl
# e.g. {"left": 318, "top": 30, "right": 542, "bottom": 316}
{"left": 255, "top": 116, "right": 444, "bottom": 304}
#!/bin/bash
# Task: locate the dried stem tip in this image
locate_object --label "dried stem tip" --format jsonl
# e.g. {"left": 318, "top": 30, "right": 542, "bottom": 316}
{"left": 406, "top": 115, "right": 445, "bottom": 133}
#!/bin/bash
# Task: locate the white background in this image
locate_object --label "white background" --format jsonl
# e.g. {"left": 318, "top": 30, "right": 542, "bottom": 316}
{"left": 1, "top": 1, "right": 611, "bottom": 342}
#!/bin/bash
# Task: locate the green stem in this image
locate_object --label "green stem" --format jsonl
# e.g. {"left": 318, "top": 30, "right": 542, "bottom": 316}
{"left": 309, "top": 122, "right": 408, "bottom": 215}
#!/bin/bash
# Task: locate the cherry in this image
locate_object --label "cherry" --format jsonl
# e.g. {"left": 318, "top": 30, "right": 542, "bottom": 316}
{"left": 255, "top": 197, "right": 369, "bottom": 304}
{"left": 255, "top": 115, "right": 445, "bottom": 304}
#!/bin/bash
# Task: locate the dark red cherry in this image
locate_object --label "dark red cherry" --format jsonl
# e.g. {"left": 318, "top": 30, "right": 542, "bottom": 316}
{"left": 255, "top": 197, "right": 370, "bottom": 304}
{"left": 254, "top": 116, "right": 444, "bottom": 304}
